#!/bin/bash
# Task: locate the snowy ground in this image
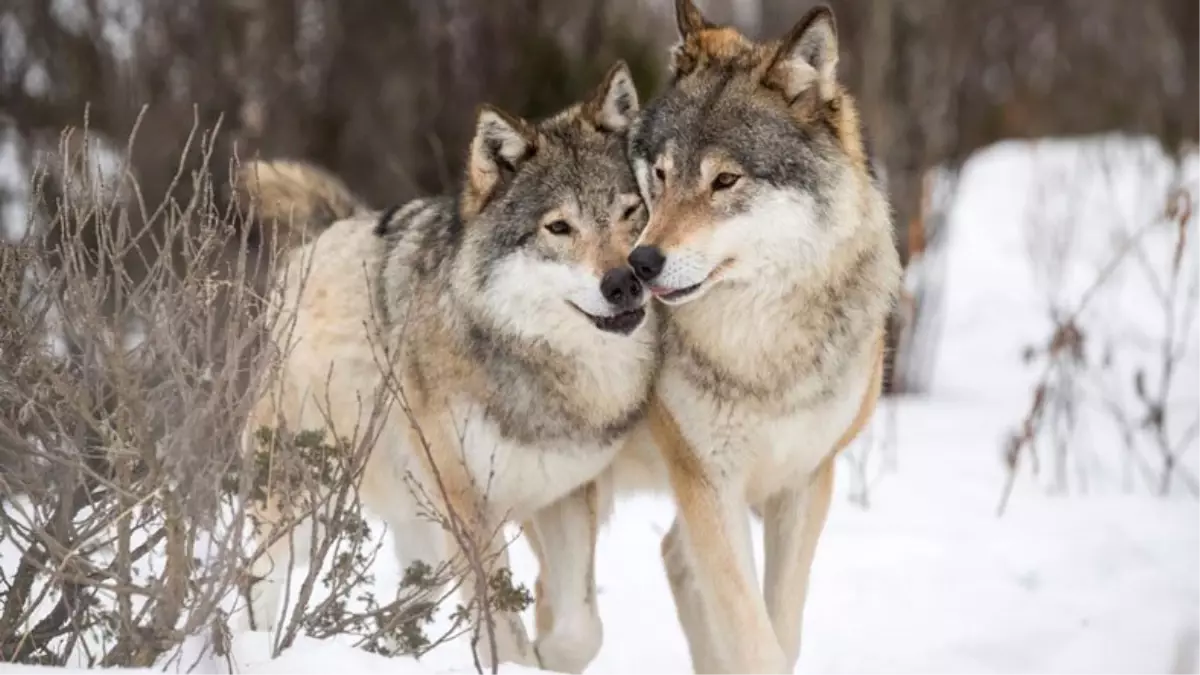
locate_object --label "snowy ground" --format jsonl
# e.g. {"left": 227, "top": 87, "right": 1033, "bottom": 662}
{"left": 2, "top": 136, "right": 1197, "bottom": 674}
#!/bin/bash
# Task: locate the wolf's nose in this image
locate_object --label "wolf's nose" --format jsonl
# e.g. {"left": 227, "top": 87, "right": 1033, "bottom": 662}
{"left": 600, "top": 267, "right": 642, "bottom": 306}
{"left": 628, "top": 246, "right": 665, "bottom": 282}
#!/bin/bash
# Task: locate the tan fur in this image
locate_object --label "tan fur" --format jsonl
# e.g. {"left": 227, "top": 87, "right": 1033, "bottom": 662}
{"left": 646, "top": 334, "right": 884, "bottom": 672}
{"left": 460, "top": 105, "right": 537, "bottom": 221}
{"left": 521, "top": 478, "right": 609, "bottom": 674}
{"left": 241, "top": 213, "right": 645, "bottom": 670}
{"left": 527, "top": 4, "right": 900, "bottom": 673}
{"left": 235, "top": 159, "right": 366, "bottom": 249}
{"left": 638, "top": 193, "right": 713, "bottom": 250}
{"left": 832, "top": 331, "right": 886, "bottom": 457}
{"left": 638, "top": 146, "right": 757, "bottom": 251}
{"left": 672, "top": 7, "right": 869, "bottom": 182}
{"left": 236, "top": 62, "right": 657, "bottom": 673}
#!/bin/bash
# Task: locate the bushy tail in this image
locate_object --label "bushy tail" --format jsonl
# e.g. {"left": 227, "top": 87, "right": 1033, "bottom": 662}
{"left": 235, "top": 159, "right": 366, "bottom": 250}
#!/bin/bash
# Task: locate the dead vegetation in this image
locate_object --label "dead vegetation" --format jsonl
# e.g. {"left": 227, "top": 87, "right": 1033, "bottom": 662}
{"left": 999, "top": 145, "right": 1198, "bottom": 515}
{"left": 0, "top": 121, "right": 528, "bottom": 672}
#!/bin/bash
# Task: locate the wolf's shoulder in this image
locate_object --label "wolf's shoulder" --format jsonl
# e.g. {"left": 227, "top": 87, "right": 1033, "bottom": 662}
{"left": 374, "top": 194, "right": 462, "bottom": 289}
{"left": 373, "top": 196, "right": 457, "bottom": 238}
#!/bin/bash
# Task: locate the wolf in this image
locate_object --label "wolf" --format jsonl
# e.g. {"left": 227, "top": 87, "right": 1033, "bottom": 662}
{"left": 527, "top": 2, "right": 902, "bottom": 673}
{"left": 235, "top": 61, "right": 658, "bottom": 671}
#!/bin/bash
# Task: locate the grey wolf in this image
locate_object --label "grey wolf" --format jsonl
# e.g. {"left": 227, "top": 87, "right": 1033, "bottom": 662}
{"left": 529, "top": 3, "right": 901, "bottom": 672}
{"left": 235, "top": 61, "right": 658, "bottom": 671}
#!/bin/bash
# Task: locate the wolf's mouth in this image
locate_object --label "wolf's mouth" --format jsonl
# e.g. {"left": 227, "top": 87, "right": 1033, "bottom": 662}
{"left": 649, "top": 259, "right": 733, "bottom": 305}
{"left": 652, "top": 282, "right": 703, "bottom": 303}
{"left": 572, "top": 305, "right": 647, "bottom": 335}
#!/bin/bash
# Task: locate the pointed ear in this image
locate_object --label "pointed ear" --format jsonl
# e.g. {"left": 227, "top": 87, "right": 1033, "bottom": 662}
{"left": 463, "top": 105, "right": 536, "bottom": 217}
{"left": 675, "top": 0, "right": 712, "bottom": 39}
{"left": 584, "top": 61, "right": 640, "bottom": 133}
{"left": 763, "top": 5, "right": 839, "bottom": 104}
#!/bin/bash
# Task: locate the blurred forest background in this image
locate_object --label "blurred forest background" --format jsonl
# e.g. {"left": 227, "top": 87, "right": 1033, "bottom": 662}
{"left": 0, "top": 0, "right": 1195, "bottom": 384}
{"left": 1, "top": 0, "right": 1196, "bottom": 394}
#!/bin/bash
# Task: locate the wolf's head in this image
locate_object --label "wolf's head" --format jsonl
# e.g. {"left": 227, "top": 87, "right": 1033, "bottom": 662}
{"left": 626, "top": 1, "right": 885, "bottom": 306}
{"left": 454, "top": 61, "right": 652, "bottom": 342}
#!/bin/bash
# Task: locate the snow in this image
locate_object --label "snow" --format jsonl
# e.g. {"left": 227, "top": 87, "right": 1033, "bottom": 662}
{"left": 1, "top": 135, "right": 1197, "bottom": 674}
{"left": 0, "top": 634, "right": 548, "bottom": 675}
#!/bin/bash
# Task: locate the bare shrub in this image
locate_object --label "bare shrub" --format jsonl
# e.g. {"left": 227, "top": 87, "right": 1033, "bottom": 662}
{"left": 0, "top": 114, "right": 271, "bottom": 667}
{"left": 0, "top": 120, "right": 526, "bottom": 671}
{"left": 999, "top": 142, "right": 1198, "bottom": 514}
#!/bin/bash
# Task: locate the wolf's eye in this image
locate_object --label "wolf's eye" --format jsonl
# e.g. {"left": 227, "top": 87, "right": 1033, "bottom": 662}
{"left": 621, "top": 203, "right": 642, "bottom": 221}
{"left": 654, "top": 166, "right": 666, "bottom": 183}
{"left": 544, "top": 220, "right": 572, "bottom": 236}
{"left": 711, "top": 172, "right": 741, "bottom": 191}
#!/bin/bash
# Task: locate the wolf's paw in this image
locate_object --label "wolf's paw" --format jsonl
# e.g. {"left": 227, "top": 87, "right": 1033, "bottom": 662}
{"left": 533, "top": 612, "right": 603, "bottom": 674}
{"left": 474, "top": 611, "right": 539, "bottom": 670}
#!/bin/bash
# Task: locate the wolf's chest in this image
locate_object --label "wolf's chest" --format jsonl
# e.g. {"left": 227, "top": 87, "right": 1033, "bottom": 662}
{"left": 659, "top": 355, "right": 870, "bottom": 504}
{"left": 442, "top": 401, "right": 622, "bottom": 518}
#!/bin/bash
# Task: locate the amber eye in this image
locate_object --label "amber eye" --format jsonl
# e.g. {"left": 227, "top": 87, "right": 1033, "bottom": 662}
{"left": 544, "top": 220, "right": 572, "bottom": 236}
{"left": 711, "top": 172, "right": 741, "bottom": 191}
{"left": 654, "top": 166, "right": 666, "bottom": 182}
{"left": 621, "top": 203, "right": 642, "bottom": 221}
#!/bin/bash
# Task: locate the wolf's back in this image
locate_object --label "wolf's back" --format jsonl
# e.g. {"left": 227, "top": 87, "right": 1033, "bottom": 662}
{"left": 235, "top": 159, "right": 367, "bottom": 250}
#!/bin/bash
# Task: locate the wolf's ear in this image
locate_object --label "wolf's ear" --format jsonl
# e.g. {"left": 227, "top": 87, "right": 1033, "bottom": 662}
{"left": 463, "top": 105, "right": 537, "bottom": 218}
{"left": 670, "top": 0, "right": 715, "bottom": 77}
{"left": 762, "top": 5, "right": 839, "bottom": 104}
{"left": 675, "top": 0, "right": 712, "bottom": 39}
{"left": 584, "top": 61, "right": 640, "bottom": 133}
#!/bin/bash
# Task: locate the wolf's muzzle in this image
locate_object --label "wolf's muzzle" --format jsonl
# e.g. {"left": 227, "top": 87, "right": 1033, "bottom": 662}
{"left": 628, "top": 245, "right": 666, "bottom": 283}
{"left": 571, "top": 266, "right": 647, "bottom": 336}
{"left": 600, "top": 267, "right": 643, "bottom": 310}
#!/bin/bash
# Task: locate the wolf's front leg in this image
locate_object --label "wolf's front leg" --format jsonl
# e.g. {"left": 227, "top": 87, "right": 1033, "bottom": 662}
{"left": 660, "top": 519, "right": 724, "bottom": 673}
{"left": 761, "top": 457, "right": 835, "bottom": 670}
{"left": 649, "top": 400, "right": 787, "bottom": 674}
{"left": 763, "top": 341, "right": 882, "bottom": 667}
{"left": 403, "top": 407, "right": 538, "bottom": 669}
{"left": 239, "top": 505, "right": 325, "bottom": 636}
{"left": 440, "top": 494, "right": 537, "bottom": 670}
{"left": 523, "top": 479, "right": 607, "bottom": 674}
{"left": 671, "top": 482, "right": 785, "bottom": 673}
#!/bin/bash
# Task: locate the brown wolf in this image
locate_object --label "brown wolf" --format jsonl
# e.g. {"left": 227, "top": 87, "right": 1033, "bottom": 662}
{"left": 530, "top": 3, "right": 901, "bottom": 672}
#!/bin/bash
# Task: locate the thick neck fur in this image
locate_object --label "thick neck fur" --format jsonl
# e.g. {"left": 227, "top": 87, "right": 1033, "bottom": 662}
{"left": 376, "top": 197, "right": 657, "bottom": 449}
{"left": 663, "top": 181, "right": 899, "bottom": 411}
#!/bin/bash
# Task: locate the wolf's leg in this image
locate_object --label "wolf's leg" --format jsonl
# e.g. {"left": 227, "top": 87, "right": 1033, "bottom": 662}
{"left": 660, "top": 519, "right": 725, "bottom": 673}
{"left": 649, "top": 400, "right": 786, "bottom": 674}
{"left": 240, "top": 507, "right": 323, "bottom": 635}
{"left": 525, "top": 481, "right": 605, "bottom": 674}
{"left": 762, "top": 343, "right": 881, "bottom": 667}
{"left": 367, "top": 458, "right": 448, "bottom": 595}
{"left": 761, "top": 457, "right": 835, "bottom": 669}
{"left": 524, "top": 521, "right": 554, "bottom": 637}
{"left": 425, "top": 477, "right": 536, "bottom": 669}
{"left": 403, "top": 401, "right": 535, "bottom": 668}
{"left": 444, "top": 512, "right": 537, "bottom": 670}
{"left": 386, "top": 513, "right": 448, "bottom": 599}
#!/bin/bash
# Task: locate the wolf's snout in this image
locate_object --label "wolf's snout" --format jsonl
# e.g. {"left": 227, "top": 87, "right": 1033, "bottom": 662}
{"left": 600, "top": 267, "right": 642, "bottom": 307}
{"left": 628, "top": 246, "right": 665, "bottom": 282}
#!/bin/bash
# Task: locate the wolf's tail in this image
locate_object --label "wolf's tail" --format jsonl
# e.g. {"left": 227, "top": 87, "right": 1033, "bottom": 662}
{"left": 235, "top": 159, "right": 366, "bottom": 250}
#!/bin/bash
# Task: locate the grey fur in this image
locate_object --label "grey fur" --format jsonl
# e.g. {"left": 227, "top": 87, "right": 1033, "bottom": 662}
{"left": 627, "top": 26, "right": 900, "bottom": 411}
{"left": 631, "top": 72, "right": 840, "bottom": 215}
{"left": 367, "top": 100, "right": 655, "bottom": 449}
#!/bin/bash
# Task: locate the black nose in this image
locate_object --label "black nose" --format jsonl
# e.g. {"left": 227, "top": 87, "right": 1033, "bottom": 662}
{"left": 600, "top": 267, "right": 642, "bottom": 306}
{"left": 628, "top": 246, "right": 665, "bottom": 282}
